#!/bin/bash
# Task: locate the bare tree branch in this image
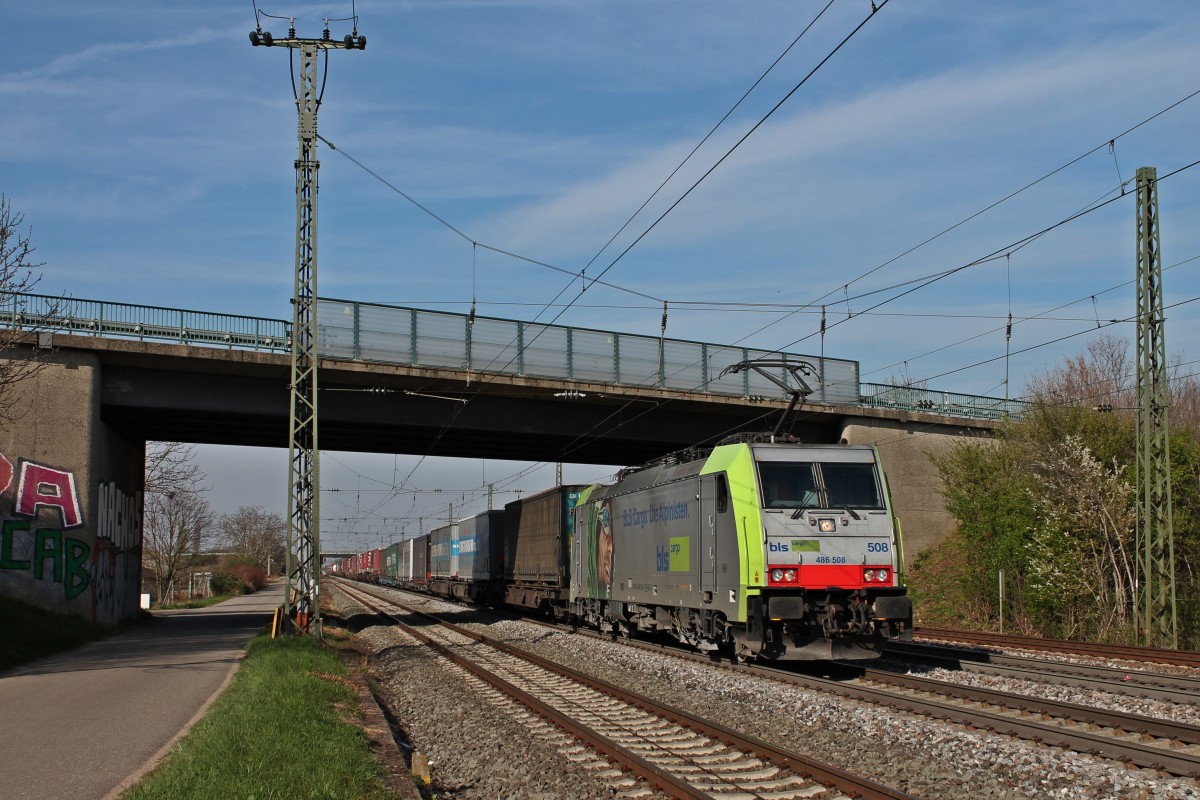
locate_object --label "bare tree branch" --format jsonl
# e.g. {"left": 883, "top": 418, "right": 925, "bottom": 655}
{"left": 0, "top": 195, "right": 51, "bottom": 425}
{"left": 217, "top": 505, "right": 286, "bottom": 572}
{"left": 142, "top": 442, "right": 211, "bottom": 603}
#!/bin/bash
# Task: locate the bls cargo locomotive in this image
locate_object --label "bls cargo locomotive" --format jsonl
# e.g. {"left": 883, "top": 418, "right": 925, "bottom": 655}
{"left": 338, "top": 442, "right": 911, "bottom": 661}
{"left": 569, "top": 440, "right": 911, "bottom": 660}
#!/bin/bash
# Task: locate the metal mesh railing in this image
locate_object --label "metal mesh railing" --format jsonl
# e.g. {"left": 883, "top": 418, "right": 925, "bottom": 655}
{"left": 860, "top": 382, "right": 1027, "bottom": 420}
{"left": 0, "top": 292, "right": 290, "bottom": 351}
{"left": 316, "top": 298, "right": 863, "bottom": 404}
{"left": 0, "top": 292, "right": 1023, "bottom": 420}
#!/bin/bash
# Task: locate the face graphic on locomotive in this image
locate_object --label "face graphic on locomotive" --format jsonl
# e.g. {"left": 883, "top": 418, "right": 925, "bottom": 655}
{"left": 597, "top": 503, "right": 614, "bottom": 588}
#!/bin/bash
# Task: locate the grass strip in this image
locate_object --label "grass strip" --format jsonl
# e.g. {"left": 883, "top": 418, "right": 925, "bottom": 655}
{"left": 157, "top": 594, "right": 237, "bottom": 610}
{"left": 0, "top": 595, "right": 114, "bottom": 671}
{"left": 124, "top": 635, "right": 394, "bottom": 800}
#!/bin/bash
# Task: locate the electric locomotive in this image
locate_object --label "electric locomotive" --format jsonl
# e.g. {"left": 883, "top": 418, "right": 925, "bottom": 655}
{"left": 570, "top": 439, "right": 912, "bottom": 660}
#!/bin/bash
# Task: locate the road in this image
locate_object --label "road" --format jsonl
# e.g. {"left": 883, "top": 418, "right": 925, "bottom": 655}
{"left": 0, "top": 585, "right": 282, "bottom": 799}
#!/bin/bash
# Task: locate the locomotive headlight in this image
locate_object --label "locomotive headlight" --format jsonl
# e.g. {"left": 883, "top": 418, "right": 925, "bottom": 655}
{"left": 818, "top": 518, "right": 836, "bottom": 533}
{"left": 863, "top": 569, "right": 875, "bottom": 582}
{"left": 771, "top": 568, "right": 784, "bottom": 582}
{"left": 877, "top": 569, "right": 889, "bottom": 582}
{"left": 784, "top": 569, "right": 796, "bottom": 582}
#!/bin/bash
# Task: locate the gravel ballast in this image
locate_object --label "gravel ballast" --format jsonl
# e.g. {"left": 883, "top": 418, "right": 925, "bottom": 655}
{"left": 337, "top": 586, "right": 1200, "bottom": 800}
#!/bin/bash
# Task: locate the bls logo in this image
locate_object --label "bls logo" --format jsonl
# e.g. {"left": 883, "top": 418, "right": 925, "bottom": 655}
{"left": 656, "top": 545, "right": 669, "bottom": 572}
{"left": 768, "top": 541, "right": 790, "bottom": 553}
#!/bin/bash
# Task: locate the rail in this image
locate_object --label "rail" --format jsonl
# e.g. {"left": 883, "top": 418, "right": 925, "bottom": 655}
{"left": 1, "top": 292, "right": 1024, "bottom": 420}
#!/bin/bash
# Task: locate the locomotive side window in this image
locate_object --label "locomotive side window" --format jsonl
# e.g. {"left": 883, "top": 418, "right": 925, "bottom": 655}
{"left": 716, "top": 473, "right": 729, "bottom": 513}
{"left": 822, "top": 463, "right": 884, "bottom": 509}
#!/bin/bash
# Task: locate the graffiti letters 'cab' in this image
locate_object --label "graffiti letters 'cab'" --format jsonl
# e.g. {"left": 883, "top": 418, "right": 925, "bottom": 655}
{"left": 570, "top": 441, "right": 912, "bottom": 660}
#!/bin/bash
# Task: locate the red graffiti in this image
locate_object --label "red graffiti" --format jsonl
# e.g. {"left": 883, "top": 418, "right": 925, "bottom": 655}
{"left": 0, "top": 454, "right": 11, "bottom": 495}
{"left": 16, "top": 462, "right": 83, "bottom": 528}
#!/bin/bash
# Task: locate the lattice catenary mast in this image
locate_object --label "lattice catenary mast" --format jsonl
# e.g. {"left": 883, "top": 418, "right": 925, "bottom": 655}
{"left": 1134, "top": 166, "right": 1177, "bottom": 649}
{"left": 250, "top": 18, "right": 365, "bottom": 634}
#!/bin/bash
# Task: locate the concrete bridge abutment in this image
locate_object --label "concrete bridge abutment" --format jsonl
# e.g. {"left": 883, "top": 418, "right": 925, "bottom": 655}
{"left": 0, "top": 343, "right": 144, "bottom": 624}
{"left": 840, "top": 414, "right": 989, "bottom": 566}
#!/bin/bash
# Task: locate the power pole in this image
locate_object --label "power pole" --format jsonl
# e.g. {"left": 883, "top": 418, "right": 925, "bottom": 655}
{"left": 1134, "top": 166, "right": 1177, "bottom": 649}
{"left": 251, "top": 18, "right": 366, "bottom": 634}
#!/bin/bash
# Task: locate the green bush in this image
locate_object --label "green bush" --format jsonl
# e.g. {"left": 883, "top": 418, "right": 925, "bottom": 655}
{"left": 229, "top": 564, "right": 267, "bottom": 591}
{"left": 209, "top": 571, "right": 246, "bottom": 596}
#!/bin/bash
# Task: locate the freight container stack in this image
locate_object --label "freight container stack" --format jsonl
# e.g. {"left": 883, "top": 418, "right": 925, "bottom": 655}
{"left": 503, "top": 485, "right": 586, "bottom": 612}
{"left": 411, "top": 534, "right": 429, "bottom": 588}
{"left": 445, "top": 510, "right": 505, "bottom": 602}
{"left": 428, "top": 523, "right": 457, "bottom": 597}
{"left": 383, "top": 542, "right": 401, "bottom": 585}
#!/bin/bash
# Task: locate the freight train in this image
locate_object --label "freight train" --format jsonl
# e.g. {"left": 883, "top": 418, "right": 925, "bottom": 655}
{"left": 332, "top": 440, "right": 912, "bottom": 661}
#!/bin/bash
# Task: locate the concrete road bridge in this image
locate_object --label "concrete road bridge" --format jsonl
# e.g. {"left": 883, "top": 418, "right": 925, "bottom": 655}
{"left": 0, "top": 292, "right": 1022, "bottom": 624}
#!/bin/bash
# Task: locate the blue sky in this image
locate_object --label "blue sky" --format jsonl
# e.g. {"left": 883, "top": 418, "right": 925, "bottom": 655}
{"left": 5, "top": 1, "right": 1200, "bottom": 550}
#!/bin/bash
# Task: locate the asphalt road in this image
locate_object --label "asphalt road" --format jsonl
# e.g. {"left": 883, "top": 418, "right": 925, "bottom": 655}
{"left": 0, "top": 585, "right": 283, "bottom": 800}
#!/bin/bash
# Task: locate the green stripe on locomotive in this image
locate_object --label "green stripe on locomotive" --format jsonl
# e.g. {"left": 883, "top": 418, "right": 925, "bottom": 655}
{"left": 699, "top": 442, "right": 763, "bottom": 623}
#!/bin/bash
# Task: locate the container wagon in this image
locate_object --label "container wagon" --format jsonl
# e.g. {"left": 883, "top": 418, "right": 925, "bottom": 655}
{"left": 382, "top": 542, "right": 401, "bottom": 586}
{"left": 503, "top": 485, "right": 587, "bottom": 614}
{"left": 449, "top": 510, "right": 505, "bottom": 603}
{"left": 409, "top": 534, "right": 431, "bottom": 590}
{"left": 428, "top": 523, "right": 458, "bottom": 598}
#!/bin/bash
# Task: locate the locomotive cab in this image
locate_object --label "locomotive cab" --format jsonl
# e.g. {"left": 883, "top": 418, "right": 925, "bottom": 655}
{"left": 743, "top": 444, "right": 912, "bottom": 660}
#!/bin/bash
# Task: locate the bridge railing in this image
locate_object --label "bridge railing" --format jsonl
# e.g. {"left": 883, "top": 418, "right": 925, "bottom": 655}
{"left": 0, "top": 292, "right": 1025, "bottom": 420}
{"left": 859, "top": 382, "right": 1027, "bottom": 420}
{"left": 317, "top": 298, "right": 863, "bottom": 405}
{"left": 1, "top": 292, "right": 290, "bottom": 351}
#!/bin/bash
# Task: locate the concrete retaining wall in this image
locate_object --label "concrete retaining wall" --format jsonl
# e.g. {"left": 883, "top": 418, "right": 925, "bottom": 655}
{"left": 840, "top": 415, "right": 987, "bottom": 567}
{"left": 0, "top": 344, "right": 144, "bottom": 624}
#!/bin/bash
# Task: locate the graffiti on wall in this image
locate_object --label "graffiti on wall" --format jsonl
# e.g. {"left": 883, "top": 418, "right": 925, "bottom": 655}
{"left": 0, "top": 451, "right": 142, "bottom": 621}
{"left": 93, "top": 481, "right": 142, "bottom": 622}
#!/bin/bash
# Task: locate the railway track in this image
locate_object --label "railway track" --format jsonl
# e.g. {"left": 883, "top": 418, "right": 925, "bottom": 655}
{"left": 745, "top": 664, "right": 1200, "bottom": 778}
{"left": 348, "top": 582, "right": 1200, "bottom": 779}
{"left": 882, "top": 640, "right": 1200, "bottom": 703}
{"left": 915, "top": 627, "right": 1200, "bottom": 670}
{"left": 334, "top": 579, "right": 918, "bottom": 800}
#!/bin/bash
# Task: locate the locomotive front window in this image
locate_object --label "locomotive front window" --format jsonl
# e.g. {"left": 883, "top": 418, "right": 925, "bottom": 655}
{"left": 759, "top": 461, "right": 884, "bottom": 510}
{"left": 823, "top": 463, "right": 884, "bottom": 510}
{"left": 759, "top": 462, "right": 819, "bottom": 509}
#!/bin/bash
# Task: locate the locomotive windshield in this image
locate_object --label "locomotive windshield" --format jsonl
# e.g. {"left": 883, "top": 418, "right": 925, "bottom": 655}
{"left": 759, "top": 461, "right": 884, "bottom": 510}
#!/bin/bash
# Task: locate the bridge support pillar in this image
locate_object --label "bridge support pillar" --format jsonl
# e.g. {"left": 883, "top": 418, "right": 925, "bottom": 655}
{"left": 840, "top": 416, "right": 970, "bottom": 564}
{"left": 0, "top": 342, "right": 144, "bottom": 624}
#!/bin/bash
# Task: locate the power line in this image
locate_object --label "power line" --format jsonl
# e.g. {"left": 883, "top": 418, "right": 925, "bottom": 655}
{"left": 709, "top": 88, "right": 1200, "bottom": 353}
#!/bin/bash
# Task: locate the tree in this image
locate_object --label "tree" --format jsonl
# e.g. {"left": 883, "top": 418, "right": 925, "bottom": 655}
{"left": 913, "top": 334, "right": 1200, "bottom": 646}
{"left": 217, "top": 505, "right": 286, "bottom": 573}
{"left": 142, "top": 442, "right": 212, "bottom": 603}
{"left": 0, "top": 195, "right": 52, "bottom": 424}
{"left": 917, "top": 427, "right": 1039, "bottom": 631}
{"left": 1024, "top": 436, "right": 1136, "bottom": 641}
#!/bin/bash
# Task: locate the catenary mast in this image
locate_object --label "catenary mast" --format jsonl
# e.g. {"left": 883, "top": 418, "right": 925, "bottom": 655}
{"left": 250, "top": 16, "right": 365, "bottom": 633}
{"left": 1134, "top": 166, "right": 1177, "bottom": 649}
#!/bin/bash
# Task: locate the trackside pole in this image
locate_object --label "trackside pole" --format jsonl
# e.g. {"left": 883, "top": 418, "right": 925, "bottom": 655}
{"left": 250, "top": 18, "right": 366, "bottom": 635}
